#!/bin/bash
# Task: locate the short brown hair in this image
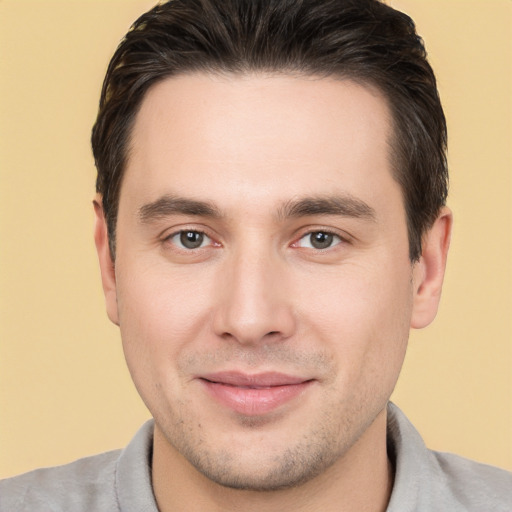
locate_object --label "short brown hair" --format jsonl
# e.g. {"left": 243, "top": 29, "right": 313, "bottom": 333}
{"left": 92, "top": 0, "right": 448, "bottom": 261}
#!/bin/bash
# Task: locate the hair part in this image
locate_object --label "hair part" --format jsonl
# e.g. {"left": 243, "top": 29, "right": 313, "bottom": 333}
{"left": 91, "top": 0, "right": 448, "bottom": 261}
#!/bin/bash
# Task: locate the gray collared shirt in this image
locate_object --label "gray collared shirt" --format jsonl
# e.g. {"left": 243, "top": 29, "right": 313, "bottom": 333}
{"left": 1, "top": 403, "right": 511, "bottom": 511}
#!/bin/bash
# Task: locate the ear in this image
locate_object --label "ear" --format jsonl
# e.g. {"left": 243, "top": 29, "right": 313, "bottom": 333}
{"left": 410, "top": 207, "right": 453, "bottom": 329}
{"left": 93, "top": 196, "right": 119, "bottom": 326}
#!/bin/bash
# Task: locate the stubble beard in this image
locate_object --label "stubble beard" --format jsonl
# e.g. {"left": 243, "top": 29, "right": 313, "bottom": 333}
{"left": 155, "top": 383, "right": 388, "bottom": 492}
{"left": 147, "top": 338, "right": 406, "bottom": 492}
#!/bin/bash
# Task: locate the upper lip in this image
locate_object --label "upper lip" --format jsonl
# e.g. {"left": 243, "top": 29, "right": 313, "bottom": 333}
{"left": 199, "top": 371, "right": 311, "bottom": 388}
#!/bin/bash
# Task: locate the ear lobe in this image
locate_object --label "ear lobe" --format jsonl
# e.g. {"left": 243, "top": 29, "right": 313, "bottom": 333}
{"left": 93, "top": 196, "right": 119, "bottom": 326}
{"left": 410, "top": 207, "right": 453, "bottom": 329}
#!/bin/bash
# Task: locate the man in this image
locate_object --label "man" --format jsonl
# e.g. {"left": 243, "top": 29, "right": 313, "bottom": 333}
{"left": 1, "top": 0, "right": 510, "bottom": 510}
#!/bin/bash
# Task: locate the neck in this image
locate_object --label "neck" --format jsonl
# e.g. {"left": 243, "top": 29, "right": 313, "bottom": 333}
{"left": 152, "top": 408, "right": 393, "bottom": 512}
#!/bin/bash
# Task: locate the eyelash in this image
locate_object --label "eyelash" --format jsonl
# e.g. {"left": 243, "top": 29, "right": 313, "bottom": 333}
{"left": 163, "top": 227, "right": 347, "bottom": 252}
{"left": 292, "top": 229, "right": 345, "bottom": 251}
{"left": 164, "top": 229, "right": 219, "bottom": 251}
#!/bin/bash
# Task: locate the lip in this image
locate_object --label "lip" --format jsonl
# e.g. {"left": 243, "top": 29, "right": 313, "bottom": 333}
{"left": 198, "top": 371, "right": 313, "bottom": 416}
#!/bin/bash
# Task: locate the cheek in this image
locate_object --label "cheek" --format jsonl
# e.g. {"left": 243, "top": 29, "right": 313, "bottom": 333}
{"left": 115, "top": 262, "right": 216, "bottom": 384}
{"left": 297, "top": 260, "right": 413, "bottom": 375}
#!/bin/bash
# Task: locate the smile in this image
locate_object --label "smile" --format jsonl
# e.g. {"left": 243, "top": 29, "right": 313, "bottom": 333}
{"left": 198, "top": 372, "right": 314, "bottom": 416}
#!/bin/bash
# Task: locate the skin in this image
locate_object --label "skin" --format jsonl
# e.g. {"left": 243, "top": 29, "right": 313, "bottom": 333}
{"left": 94, "top": 73, "right": 452, "bottom": 512}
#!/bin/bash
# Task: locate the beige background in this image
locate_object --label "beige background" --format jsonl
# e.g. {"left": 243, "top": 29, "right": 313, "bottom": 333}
{"left": 0, "top": 1, "right": 510, "bottom": 478}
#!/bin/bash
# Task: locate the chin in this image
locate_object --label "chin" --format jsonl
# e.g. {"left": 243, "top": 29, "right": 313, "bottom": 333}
{"left": 178, "top": 430, "right": 345, "bottom": 492}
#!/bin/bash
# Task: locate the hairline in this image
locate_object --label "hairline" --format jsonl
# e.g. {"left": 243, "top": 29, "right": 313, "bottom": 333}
{"left": 106, "top": 68, "right": 416, "bottom": 260}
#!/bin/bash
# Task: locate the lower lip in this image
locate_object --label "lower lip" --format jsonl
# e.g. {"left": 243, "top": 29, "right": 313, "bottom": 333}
{"left": 200, "top": 379, "right": 312, "bottom": 416}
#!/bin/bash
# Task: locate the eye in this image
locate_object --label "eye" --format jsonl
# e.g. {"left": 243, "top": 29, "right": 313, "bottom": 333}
{"left": 170, "top": 230, "right": 212, "bottom": 250}
{"left": 297, "top": 231, "right": 342, "bottom": 250}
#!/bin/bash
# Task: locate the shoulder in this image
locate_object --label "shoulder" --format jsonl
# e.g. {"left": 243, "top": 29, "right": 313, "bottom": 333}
{"left": 386, "top": 402, "right": 512, "bottom": 512}
{"left": 431, "top": 450, "right": 512, "bottom": 511}
{"left": 0, "top": 421, "right": 156, "bottom": 512}
{"left": 0, "top": 449, "right": 121, "bottom": 512}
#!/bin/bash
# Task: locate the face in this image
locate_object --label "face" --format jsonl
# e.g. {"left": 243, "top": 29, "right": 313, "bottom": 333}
{"left": 96, "top": 73, "right": 440, "bottom": 490}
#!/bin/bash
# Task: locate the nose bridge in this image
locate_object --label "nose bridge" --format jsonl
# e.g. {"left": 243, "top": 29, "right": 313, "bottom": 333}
{"left": 213, "top": 241, "right": 295, "bottom": 344}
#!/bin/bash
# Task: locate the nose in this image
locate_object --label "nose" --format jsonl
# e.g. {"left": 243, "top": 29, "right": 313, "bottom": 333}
{"left": 213, "top": 248, "right": 296, "bottom": 346}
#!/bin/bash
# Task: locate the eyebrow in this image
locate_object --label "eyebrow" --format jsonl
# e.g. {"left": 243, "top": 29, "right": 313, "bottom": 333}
{"left": 138, "top": 193, "right": 376, "bottom": 224}
{"left": 138, "top": 195, "right": 223, "bottom": 223}
{"left": 277, "top": 195, "right": 376, "bottom": 221}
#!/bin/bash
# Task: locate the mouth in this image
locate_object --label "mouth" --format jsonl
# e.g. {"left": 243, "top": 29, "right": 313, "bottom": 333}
{"left": 198, "top": 371, "right": 314, "bottom": 416}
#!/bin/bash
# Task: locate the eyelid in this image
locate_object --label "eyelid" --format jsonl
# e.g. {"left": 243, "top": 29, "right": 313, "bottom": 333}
{"left": 292, "top": 226, "right": 351, "bottom": 244}
{"left": 162, "top": 225, "right": 221, "bottom": 250}
{"left": 159, "top": 224, "right": 351, "bottom": 251}
{"left": 172, "top": 231, "right": 211, "bottom": 249}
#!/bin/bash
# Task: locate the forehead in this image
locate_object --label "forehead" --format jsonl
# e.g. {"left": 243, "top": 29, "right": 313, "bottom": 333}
{"left": 123, "top": 73, "right": 396, "bottom": 211}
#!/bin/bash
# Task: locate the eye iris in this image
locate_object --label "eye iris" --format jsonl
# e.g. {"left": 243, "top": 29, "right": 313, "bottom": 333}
{"left": 180, "top": 231, "right": 204, "bottom": 249}
{"left": 310, "top": 232, "right": 333, "bottom": 249}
